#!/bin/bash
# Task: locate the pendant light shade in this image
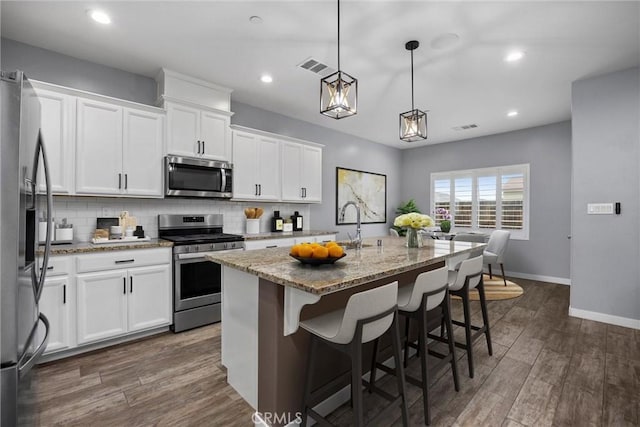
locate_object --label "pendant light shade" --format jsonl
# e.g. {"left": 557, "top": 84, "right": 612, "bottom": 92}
{"left": 321, "top": 0, "right": 357, "bottom": 119}
{"left": 399, "top": 40, "right": 428, "bottom": 142}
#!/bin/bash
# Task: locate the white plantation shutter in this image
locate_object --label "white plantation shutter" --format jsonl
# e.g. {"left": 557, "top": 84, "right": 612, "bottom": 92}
{"left": 430, "top": 164, "right": 529, "bottom": 239}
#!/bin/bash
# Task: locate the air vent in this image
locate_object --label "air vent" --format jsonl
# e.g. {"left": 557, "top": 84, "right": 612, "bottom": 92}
{"left": 452, "top": 124, "right": 479, "bottom": 131}
{"left": 297, "top": 57, "right": 335, "bottom": 76}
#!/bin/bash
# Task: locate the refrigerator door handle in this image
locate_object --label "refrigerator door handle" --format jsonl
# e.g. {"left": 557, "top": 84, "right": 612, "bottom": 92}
{"left": 17, "top": 313, "right": 50, "bottom": 379}
{"left": 34, "top": 130, "right": 53, "bottom": 303}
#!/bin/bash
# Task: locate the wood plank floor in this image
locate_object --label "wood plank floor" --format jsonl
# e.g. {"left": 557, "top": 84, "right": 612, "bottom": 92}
{"left": 25, "top": 279, "right": 639, "bottom": 426}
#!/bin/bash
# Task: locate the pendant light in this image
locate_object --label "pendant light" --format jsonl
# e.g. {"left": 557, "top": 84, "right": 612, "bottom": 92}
{"left": 320, "top": 0, "right": 357, "bottom": 119}
{"left": 399, "top": 40, "right": 428, "bottom": 142}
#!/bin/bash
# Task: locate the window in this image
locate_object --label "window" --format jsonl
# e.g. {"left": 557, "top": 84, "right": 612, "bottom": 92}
{"left": 430, "top": 164, "right": 529, "bottom": 239}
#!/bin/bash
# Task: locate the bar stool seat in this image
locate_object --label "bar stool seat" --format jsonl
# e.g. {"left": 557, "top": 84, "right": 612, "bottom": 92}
{"left": 369, "top": 267, "right": 459, "bottom": 425}
{"left": 300, "top": 282, "right": 409, "bottom": 427}
{"left": 446, "top": 255, "right": 493, "bottom": 379}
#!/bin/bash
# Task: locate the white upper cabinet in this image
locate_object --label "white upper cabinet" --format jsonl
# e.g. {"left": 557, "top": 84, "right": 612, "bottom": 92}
{"left": 232, "top": 130, "right": 280, "bottom": 201}
{"left": 35, "top": 88, "right": 75, "bottom": 194}
{"left": 122, "top": 109, "right": 164, "bottom": 196}
{"left": 166, "top": 101, "right": 231, "bottom": 161}
{"left": 76, "top": 98, "right": 124, "bottom": 195}
{"left": 281, "top": 141, "right": 323, "bottom": 203}
{"left": 76, "top": 98, "right": 164, "bottom": 197}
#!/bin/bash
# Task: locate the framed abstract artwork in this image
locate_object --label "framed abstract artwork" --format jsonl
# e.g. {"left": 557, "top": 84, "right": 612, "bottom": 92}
{"left": 336, "top": 167, "right": 387, "bottom": 225}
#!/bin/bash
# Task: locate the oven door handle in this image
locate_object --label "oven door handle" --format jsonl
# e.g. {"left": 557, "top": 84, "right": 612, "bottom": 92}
{"left": 176, "top": 249, "right": 243, "bottom": 261}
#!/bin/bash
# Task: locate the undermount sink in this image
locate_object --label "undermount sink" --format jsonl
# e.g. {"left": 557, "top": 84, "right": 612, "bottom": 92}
{"left": 337, "top": 241, "right": 373, "bottom": 249}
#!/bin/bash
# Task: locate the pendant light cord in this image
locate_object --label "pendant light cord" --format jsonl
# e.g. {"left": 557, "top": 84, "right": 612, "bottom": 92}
{"left": 410, "top": 47, "right": 415, "bottom": 111}
{"left": 337, "top": 0, "right": 341, "bottom": 71}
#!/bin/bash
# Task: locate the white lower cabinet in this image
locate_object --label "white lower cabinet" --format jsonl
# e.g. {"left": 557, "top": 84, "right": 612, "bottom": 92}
{"left": 127, "top": 264, "right": 172, "bottom": 332}
{"left": 76, "top": 269, "right": 128, "bottom": 344}
{"left": 40, "top": 248, "right": 172, "bottom": 356}
{"left": 244, "top": 234, "right": 336, "bottom": 250}
{"left": 40, "top": 276, "right": 75, "bottom": 353}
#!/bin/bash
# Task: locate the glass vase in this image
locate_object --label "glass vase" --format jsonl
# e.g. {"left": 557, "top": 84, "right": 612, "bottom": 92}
{"left": 406, "top": 228, "right": 423, "bottom": 248}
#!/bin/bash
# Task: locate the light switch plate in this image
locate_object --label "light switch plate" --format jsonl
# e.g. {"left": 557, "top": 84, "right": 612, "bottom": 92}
{"left": 587, "top": 203, "right": 614, "bottom": 214}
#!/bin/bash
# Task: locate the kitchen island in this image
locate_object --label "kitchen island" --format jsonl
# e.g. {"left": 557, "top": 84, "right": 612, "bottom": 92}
{"left": 206, "top": 236, "right": 485, "bottom": 426}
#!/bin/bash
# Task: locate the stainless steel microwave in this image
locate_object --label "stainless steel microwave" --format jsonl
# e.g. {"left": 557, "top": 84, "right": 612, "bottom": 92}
{"left": 165, "top": 156, "right": 233, "bottom": 198}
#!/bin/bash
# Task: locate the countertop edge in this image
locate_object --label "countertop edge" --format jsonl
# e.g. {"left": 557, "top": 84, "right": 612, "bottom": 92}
{"left": 41, "top": 239, "right": 174, "bottom": 255}
{"left": 242, "top": 230, "right": 338, "bottom": 241}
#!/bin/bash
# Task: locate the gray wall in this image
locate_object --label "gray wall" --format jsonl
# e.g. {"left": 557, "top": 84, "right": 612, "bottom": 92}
{"left": 230, "top": 102, "right": 402, "bottom": 239}
{"left": 1, "top": 38, "right": 156, "bottom": 105}
{"left": 400, "top": 121, "right": 572, "bottom": 281}
{"left": 571, "top": 67, "right": 640, "bottom": 322}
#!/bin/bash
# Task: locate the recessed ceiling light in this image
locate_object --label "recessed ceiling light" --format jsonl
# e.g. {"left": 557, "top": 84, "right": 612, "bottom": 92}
{"left": 504, "top": 51, "right": 524, "bottom": 62}
{"left": 260, "top": 74, "right": 273, "bottom": 83}
{"left": 507, "top": 110, "right": 519, "bottom": 117}
{"left": 249, "top": 15, "right": 263, "bottom": 24}
{"left": 88, "top": 9, "right": 111, "bottom": 25}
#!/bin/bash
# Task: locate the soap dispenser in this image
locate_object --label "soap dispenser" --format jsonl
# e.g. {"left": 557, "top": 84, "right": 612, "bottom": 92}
{"left": 271, "top": 211, "right": 284, "bottom": 232}
{"left": 291, "top": 211, "right": 303, "bottom": 231}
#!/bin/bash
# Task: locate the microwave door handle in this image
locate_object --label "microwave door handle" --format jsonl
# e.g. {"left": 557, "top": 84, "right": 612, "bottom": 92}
{"left": 220, "top": 169, "right": 226, "bottom": 194}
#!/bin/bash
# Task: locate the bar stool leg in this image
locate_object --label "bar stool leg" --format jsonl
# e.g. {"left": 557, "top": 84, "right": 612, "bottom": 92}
{"left": 419, "top": 307, "right": 431, "bottom": 425}
{"left": 368, "top": 338, "right": 379, "bottom": 394}
{"left": 390, "top": 313, "right": 410, "bottom": 427}
{"left": 461, "top": 289, "right": 474, "bottom": 378}
{"left": 443, "top": 291, "right": 460, "bottom": 392}
{"left": 477, "top": 279, "right": 493, "bottom": 356}
{"left": 301, "top": 335, "right": 317, "bottom": 427}
{"left": 500, "top": 263, "right": 507, "bottom": 287}
{"left": 403, "top": 318, "right": 410, "bottom": 368}
{"left": 350, "top": 338, "right": 364, "bottom": 427}
{"left": 488, "top": 264, "right": 493, "bottom": 279}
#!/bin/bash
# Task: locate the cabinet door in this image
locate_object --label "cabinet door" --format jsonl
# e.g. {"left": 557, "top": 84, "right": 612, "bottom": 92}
{"left": 76, "top": 270, "right": 128, "bottom": 344}
{"left": 166, "top": 102, "right": 199, "bottom": 157}
{"left": 232, "top": 131, "right": 259, "bottom": 199}
{"left": 122, "top": 109, "right": 164, "bottom": 196}
{"left": 76, "top": 98, "right": 123, "bottom": 195}
{"left": 256, "top": 136, "right": 281, "bottom": 201}
{"left": 39, "top": 276, "right": 74, "bottom": 353}
{"left": 36, "top": 89, "right": 75, "bottom": 194}
{"left": 281, "top": 141, "right": 304, "bottom": 201}
{"left": 301, "top": 145, "right": 323, "bottom": 202}
{"left": 127, "top": 264, "right": 171, "bottom": 332}
{"left": 200, "top": 111, "right": 231, "bottom": 161}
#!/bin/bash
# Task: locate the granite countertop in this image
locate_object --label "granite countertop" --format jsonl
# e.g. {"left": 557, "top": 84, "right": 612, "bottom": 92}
{"left": 242, "top": 230, "right": 337, "bottom": 241}
{"left": 40, "top": 238, "right": 173, "bottom": 255}
{"left": 206, "top": 236, "right": 485, "bottom": 295}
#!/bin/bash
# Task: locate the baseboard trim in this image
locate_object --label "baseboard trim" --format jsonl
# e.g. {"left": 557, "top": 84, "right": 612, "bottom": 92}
{"left": 501, "top": 270, "right": 571, "bottom": 286}
{"left": 569, "top": 306, "right": 640, "bottom": 330}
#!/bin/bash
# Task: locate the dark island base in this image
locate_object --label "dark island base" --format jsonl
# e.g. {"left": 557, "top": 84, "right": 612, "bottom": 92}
{"left": 257, "top": 261, "right": 446, "bottom": 426}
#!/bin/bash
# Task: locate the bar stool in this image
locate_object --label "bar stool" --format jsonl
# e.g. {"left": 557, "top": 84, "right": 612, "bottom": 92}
{"left": 368, "top": 266, "right": 459, "bottom": 425}
{"left": 300, "top": 281, "right": 409, "bottom": 427}
{"left": 447, "top": 255, "right": 492, "bottom": 378}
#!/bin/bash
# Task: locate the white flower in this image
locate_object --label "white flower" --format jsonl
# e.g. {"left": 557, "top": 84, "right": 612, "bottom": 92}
{"left": 394, "top": 213, "right": 434, "bottom": 229}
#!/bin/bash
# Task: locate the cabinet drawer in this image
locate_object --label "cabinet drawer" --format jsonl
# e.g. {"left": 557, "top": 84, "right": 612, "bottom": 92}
{"left": 76, "top": 248, "right": 171, "bottom": 273}
{"left": 244, "top": 238, "right": 294, "bottom": 250}
{"left": 39, "top": 256, "right": 72, "bottom": 276}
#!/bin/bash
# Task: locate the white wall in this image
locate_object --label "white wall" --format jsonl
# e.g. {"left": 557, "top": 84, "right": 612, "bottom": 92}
{"left": 570, "top": 67, "right": 640, "bottom": 327}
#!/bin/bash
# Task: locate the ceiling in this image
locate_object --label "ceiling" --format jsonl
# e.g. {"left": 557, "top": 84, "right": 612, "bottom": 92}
{"left": 2, "top": 1, "right": 638, "bottom": 149}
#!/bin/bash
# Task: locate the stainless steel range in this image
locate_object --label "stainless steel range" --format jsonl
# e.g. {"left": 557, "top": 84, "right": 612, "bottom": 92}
{"left": 158, "top": 214, "right": 244, "bottom": 332}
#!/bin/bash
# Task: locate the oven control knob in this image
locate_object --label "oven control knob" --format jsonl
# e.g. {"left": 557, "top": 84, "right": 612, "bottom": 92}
{"left": 230, "top": 243, "right": 236, "bottom": 249}
{"left": 209, "top": 244, "right": 214, "bottom": 251}
{"left": 194, "top": 245, "right": 199, "bottom": 252}
{"left": 223, "top": 243, "right": 228, "bottom": 249}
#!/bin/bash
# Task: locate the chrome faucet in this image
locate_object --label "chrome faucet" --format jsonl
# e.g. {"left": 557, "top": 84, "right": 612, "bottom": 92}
{"left": 339, "top": 201, "right": 362, "bottom": 250}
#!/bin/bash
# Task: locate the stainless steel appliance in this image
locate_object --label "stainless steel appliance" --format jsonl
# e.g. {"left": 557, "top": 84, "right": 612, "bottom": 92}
{"left": 158, "top": 214, "right": 244, "bottom": 332}
{"left": 1, "top": 70, "right": 52, "bottom": 425}
{"left": 165, "top": 156, "right": 233, "bottom": 199}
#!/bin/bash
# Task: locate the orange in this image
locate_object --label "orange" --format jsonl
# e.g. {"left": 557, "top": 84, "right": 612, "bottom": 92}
{"left": 290, "top": 244, "right": 301, "bottom": 256}
{"left": 328, "top": 245, "right": 344, "bottom": 258}
{"left": 312, "top": 246, "right": 329, "bottom": 259}
{"left": 298, "top": 245, "right": 313, "bottom": 258}
{"left": 310, "top": 243, "right": 321, "bottom": 249}
{"left": 325, "top": 241, "right": 338, "bottom": 248}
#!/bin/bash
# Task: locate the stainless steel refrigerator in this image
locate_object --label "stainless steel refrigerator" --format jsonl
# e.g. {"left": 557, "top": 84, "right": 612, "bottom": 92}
{"left": 1, "top": 70, "right": 53, "bottom": 425}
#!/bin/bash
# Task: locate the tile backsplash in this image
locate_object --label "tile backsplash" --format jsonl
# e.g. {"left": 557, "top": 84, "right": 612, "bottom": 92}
{"left": 49, "top": 196, "right": 312, "bottom": 243}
